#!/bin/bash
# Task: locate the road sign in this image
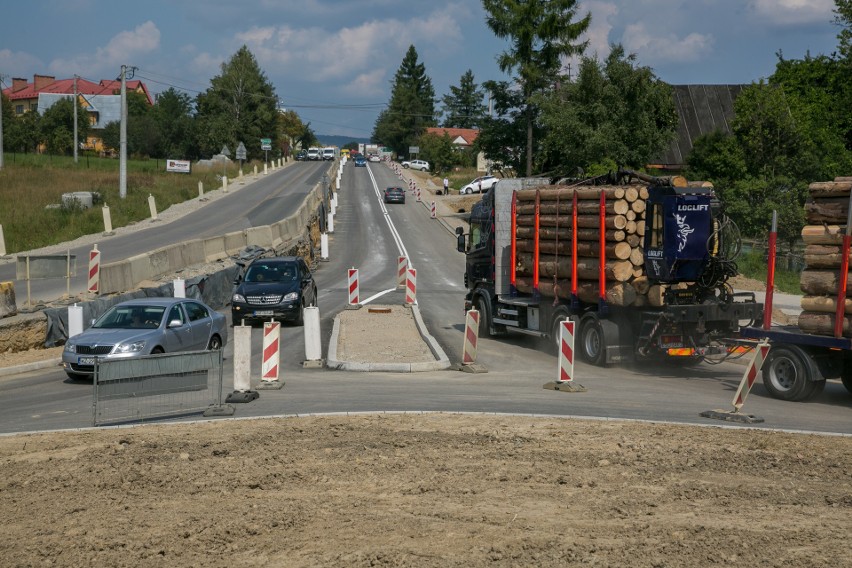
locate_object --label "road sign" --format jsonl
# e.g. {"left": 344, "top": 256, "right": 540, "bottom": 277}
{"left": 236, "top": 142, "right": 247, "bottom": 161}
{"left": 260, "top": 138, "right": 272, "bottom": 151}
{"left": 409, "top": 146, "right": 419, "bottom": 154}
{"left": 221, "top": 145, "right": 230, "bottom": 157}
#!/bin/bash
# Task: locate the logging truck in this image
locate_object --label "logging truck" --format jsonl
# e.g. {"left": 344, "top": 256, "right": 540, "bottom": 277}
{"left": 456, "top": 171, "right": 762, "bottom": 366}
{"left": 739, "top": 176, "right": 852, "bottom": 401}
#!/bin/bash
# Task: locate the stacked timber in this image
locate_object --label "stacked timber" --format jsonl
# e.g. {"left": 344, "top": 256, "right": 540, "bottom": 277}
{"left": 511, "top": 181, "right": 688, "bottom": 307}
{"left": 798, "top": 176, "right": 852, "bottom": 336}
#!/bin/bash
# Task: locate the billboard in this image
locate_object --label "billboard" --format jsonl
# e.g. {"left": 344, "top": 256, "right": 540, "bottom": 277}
{"left": 166, "top": 160, "right": 191, "bottom": 174}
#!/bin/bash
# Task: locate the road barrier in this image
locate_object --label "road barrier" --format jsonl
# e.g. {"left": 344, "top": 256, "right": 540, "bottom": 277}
{"left": 88, "top": 245, "right": 100, "bottom": 294}
{"left": 397, "top": 256, "right": 408, "bottom": 287}
{"left": 227, "top": 323, "right": 259, "bottom": 403}
{"left": 303, "top": 306, "right": 323, "bottom": 367}
{"left": 405, "top": 268, "right": 417, "bottom": 304}
{"left": 462, "top": 309, "right": 479, "bottom": 365}
{"left": 430, "top": 201, "right": 436, "bottom": 219}
{"left": 543, "top": 320, "right": 586, "bottom": 392}
{"left": 700, "top": 341, "right": 769, "bottom": 424}
{"left": 348, "top": 268, "right": 360, "bottom": 305}
{"left": 416, "top": 185, "right": 421, "bottom": 202}
{"left": 261, "top": 320, "right": 282, "bottom": 384}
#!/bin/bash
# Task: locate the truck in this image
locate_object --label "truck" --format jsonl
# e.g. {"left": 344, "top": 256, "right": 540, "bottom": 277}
{"left": 307, "top": 147, "right": 322, "bottom": 161}
{"left": 738, "top": 177, "right": 852, "bottom": 401}
{"left": 456, "top": 171, "right": 762, "bottom": 366}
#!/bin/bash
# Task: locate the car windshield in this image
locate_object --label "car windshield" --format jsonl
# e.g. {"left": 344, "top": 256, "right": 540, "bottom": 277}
{"left": 93, "top": 306, "right": 166, "bottom": 330}
{"left": 245, "top": 264, "right": 297, "bottom": 283}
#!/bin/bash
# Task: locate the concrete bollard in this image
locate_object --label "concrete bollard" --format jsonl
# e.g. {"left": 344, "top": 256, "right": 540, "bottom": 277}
{"left": 0, "top": 224, "right": 6, "bottom": 256}
{"left": 254, "top": 165, "right": 258, "bottom": 178}
{"left": 102, "top": 205, "right": 114, "bottom": 235}
{"left": 222, "top": 175, "right": 229, "bottom": 193}
{"left": 226, "top": 323, "right": 259, "bottom": 403}
{"left": 239, "top": 169, "right": 245, "bottom": 185}
{"left": 173, "top": 278, "right": 185, "bottom": 298}
{"left": 198, "top": 181, "right": 205, "bottom": 201}
{"left": 321, "top": 233, "right": 329, "bottom": 261}
{"left": 303, "top": 307, "right": 323, "bottom": 367}
{"left": 148, "top": 194, "right": 159, "bottom": 221}
{"left": 264, "top": 163, "right": 268, "bottom": 176}
{"left": 327, "top": 212, "right": 334, "bottom": 233}
{"left": 68, "top": 304, "right": 83, "bottom": 338}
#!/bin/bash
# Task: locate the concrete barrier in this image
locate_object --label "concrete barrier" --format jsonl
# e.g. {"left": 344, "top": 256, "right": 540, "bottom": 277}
{"left": 0, "top": 281, "right": 16, "bottom": 318}
{"left": 224, "top": 230, "right": 247, "bottom": 256}
{"left": 244, "top": 226, "right": 273, "bottom": 248}
{"left": 203, "top": 236, "right": 228, "bottom": 262}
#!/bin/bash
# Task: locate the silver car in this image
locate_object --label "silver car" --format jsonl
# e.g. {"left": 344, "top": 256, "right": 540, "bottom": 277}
{"left": 62, "top": 298, "right": 228, "bottom": 380}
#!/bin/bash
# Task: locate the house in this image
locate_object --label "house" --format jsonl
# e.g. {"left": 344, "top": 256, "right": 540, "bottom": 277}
{"left": 424, "top": 127, "right": 491, "bottom": 172}
{"left": 2, "top": 74, "right": 154, "bottom": 154}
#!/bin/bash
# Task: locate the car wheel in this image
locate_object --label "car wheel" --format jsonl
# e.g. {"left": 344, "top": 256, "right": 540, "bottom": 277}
{"left": 421, "top": 167, "right": 427, "bottom": 171}
{"left": 207, "top": 335, "right": 222, "bottom": 350}
{"left": 151, "top": 346, "right": 165, "bottom": 355}
{"left": 403, "top": 164, "right": 409, "bottom": 169}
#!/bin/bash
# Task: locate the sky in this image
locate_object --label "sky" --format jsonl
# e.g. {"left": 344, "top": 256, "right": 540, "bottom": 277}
{"left": 0, "top": 0, "right": 843, "bottom": 141}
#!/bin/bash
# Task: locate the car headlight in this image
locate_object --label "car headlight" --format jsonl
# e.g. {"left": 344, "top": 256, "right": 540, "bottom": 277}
{"left": 115, "top": 340, "right": 146, "bottom": 354}
{"left": 232, "top": 293, "right": 246, "bottom": 303}
{"left": 283, "top": 292, "right": 299, "bottom": 302}
{"left": 64, "top": 343, "right": 77, "bottom": 353}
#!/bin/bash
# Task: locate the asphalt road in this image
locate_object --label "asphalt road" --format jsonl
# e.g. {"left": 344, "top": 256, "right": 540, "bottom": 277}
{"left": 0, "top": 161, "right": 332, "bottom": 302}
{"left": 1, "top": 160, "right": 851, "bottom": 435}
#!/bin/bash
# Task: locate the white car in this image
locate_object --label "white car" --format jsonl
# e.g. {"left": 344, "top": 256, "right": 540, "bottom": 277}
{"left": 460, "top": 175, "right": 498, "bottom": 194}
{"left": 401, "top": 159, "right": 430, "bottom": 171}
{"left": 368, "top": 155, "right": 381, "bottom": 162}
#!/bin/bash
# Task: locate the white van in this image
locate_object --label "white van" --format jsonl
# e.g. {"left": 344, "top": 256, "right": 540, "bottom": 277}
{"left": 307, "top": 147, "right": 321, "bottom": 161}
{"left": 322, "top": 147, "right": 335, "bottom": 161}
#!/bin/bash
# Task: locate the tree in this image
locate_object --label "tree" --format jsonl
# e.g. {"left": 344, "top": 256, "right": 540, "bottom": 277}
{"left": 482, "top": 0, "right": 590, "bottom": 176}
{"left": 836, "top": 0, "right": 852, "bottom": 59}
{"left": 38, "top": 97, "right": 90, "bottom": 155}
{"left": 475, "top": 81, "right": 528, "bottom": 174}
{"left": 152, "top": 88, "right": 197, "bottom": 159}
{"left": 195, "top": 46, "right": 278, "bottom": 160}
{"left": 417, "top": 131, "right": 455, "bottom": 174}
{"left": 277, "top": 109, "right": 306, "bottom": 157}
{"left": 441, "top": 70, "right": 487, "bottom": 129}
{"left": 372, "top": 45, "right": 436, "bottom": 156}
{"left": 536, "top": 45, "right": 677, "bottom": 178}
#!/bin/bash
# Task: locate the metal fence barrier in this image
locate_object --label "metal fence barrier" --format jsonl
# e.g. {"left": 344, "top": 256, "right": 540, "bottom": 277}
{"left": 93, "top": 350, "right": 226, "bottom": 426}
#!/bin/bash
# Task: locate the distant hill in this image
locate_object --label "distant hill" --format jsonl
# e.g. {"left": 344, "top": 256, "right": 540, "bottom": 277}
{"left": 316, "top": 134, "right": 370, "bottom": 148}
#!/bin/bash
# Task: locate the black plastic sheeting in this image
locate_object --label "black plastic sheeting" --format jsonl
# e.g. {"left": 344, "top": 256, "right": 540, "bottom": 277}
{"left": 42, "top": 264, "right": 240, "bottom": 348}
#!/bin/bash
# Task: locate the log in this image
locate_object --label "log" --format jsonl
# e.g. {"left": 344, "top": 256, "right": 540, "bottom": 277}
{"left": 632, "top": 267, "right": 645, "bottom": 278}
{"left": 797, "top": 311, "right": 852, "bottom": 337}
{"left": 632, "top": 294, "right": 647, "bottom": 307}
{"left": 836, "top": 177, "right": 852, "bottom": 182}
{"left": 623, "top": 186, "right": 639, "bottom": 202}
{"left": 516, "top": 199, "right": 630, "bottom": 216}
{"left": 799, "top": 269, "right": 852, "bottom": 296}
{"left": 626, "top": 233, "right": 641, "bottom": 248}
{"left": 515, "top": 226, "right": 626, "bottom": 242}
{"left": 629, "top": 247, "right": 644, "bottom": 267}
{"left": 636, "top": 220, "right": 645, "bottom": 237}
{"left": 801, "top": 225, "right": 846, "bottom": 245}
{"left": 516, "top": 214, "right": 627, "bottom": 230}
{"left": 626, "top": 210, "right": 636, "bottom": 221}
{"left": 631, "top": 275, "right": 650, "bottom": 295}
{"left": 805, "top": 198, "right": 850, "bottom": 223}
{"left": 625, "top": 220, "right": 637, "bottom": 234}
{"left": 800, "top": 295, "right": 852, "bottom": 314}
{"left": 515, "top": 253, "right": 634, "bottom": 282}
{"left": 515, "top": 278, "right": 637, "bottom": 306}
{"left": 648, "top": 284, "right": 667, "bottom": 307}
{"left": 516, "top": 186, "right": 627, "bottom": 202}
{"left": 631, "top": 199, "right": 646, "bottom": 214}
{"left": 803, "top": 244, "right": 852, "bottom": 268}
{"left": 808, "top": 181, "right": 852, "bottom": 196}
{"left": 639, "top": 186, "right": 649, "bottom": 200}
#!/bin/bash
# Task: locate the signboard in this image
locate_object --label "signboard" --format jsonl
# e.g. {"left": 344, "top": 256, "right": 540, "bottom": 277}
{"left": 236, "top": 142, "right": 247, "bottom": 161}
{"left": 220, "top": 145, "right": 230, "bottom": 157}
{"left": 16, "top": 254, "right": 77, "bottom": 280}
{"left": 408, "top": 146, "right": 419, "bottom": 155}
{"left": 260, "top": 138, "right": 272, "bottom": 151}
{"left": 166, "top": 159, "right": 191, "bottom": 174}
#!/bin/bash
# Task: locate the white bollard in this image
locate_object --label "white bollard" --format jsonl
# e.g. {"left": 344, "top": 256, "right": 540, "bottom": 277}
{"left": 303, "top": 307, "right": 323, "bottom": 366}
{"left": 198, "top": 180, "right": 205, "bottom": 200}
{"left": 264, "top": 163, "right": 268, "bottom": 175}
{"left": 321, "top": 233, "right": 329, "bottom": 260}
{"left": 68, "top": 304, "right": 83, "bottom": 338}
{"left": 327, "top": 211, "right": 334, "bottom": 233}
{"left": 102, "top": 205, "right": 114, "bottom": 235}
{"left": 462, "top": 309, "right": 480, "bottom": 365}
{"left": 222, "top": 175, "right": 229, "bottom": 193}
{"left": 239, "top": 169, "right": 245, "bottom": 185}
{"left": 254, "top": 165, "right": 258, "bottom": 178}
{"left": 331, "top": 198, "right": 336, "bottom": 216}
{"left": 173, "top": 278, "right": 185, "bottom": 298}
{"left": 148, "top": 194, "right": 158, "bottom": 221}
{"left": 0, "top": 224, "right": 6, "bottom": 256}
{"left": 233, "top": 324, "right": 252, "bottom": 393}
{"left": 332, "top": 192, "right": 338, "bottom": 208}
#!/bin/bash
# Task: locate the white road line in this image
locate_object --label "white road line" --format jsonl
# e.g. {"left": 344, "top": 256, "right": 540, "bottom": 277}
{"left": 367, "top": 165, "right": 413, "bottom": 269}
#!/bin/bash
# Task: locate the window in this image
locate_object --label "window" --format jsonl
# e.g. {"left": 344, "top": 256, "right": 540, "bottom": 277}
{"left": 470, "top": 223, "right": 484, "bottom": 251}
{"left": 168, "top": 305, "right": 185, "bottom": 325}
{"left": 15, "top": 105, "right": 23, "bottom": 115}
{"left": 184, "top": 302, "right": 209, "bottom": 322}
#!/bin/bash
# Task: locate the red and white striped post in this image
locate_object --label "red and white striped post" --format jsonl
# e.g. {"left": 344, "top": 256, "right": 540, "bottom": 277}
{"left": 462, "top": 309, "right": 479, "bottom": 365}
{"left": 543, "top": 319, "right": 586, "bottom": 392}
{"left": 397, "top": 256, "right": 408, "bottom": 287}
{"left": 405, "top": 268, "right": 417, "bottom": 304}
{"left": 87, "top": 245, "right": 100, "bottom": 294}
{"left": 557, "top": 320, "right": 576, "bottom": 383}
{"left": 348, "top": 268, "right": 360, "bottom": 306}
{"left": 416, "top": 186, "right": 421, "bottom": 202}
{"left": 430, "top": 201, "right": 436, "bottom": 219}
{"left": 261, "top": 321, "right": 281, "bottom": 383}
{"left": 732, "top": 341, "right": 771, "bottom": 411}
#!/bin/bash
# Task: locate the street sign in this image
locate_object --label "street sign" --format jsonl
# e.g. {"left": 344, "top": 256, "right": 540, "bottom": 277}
{"left": 236, "top": 142, "right": 247, "bottom": 161}
{"left": 409, "top": 146, "right": 419, "bottom": 154}
{"left": 221, "top": 145, "right": 231, "bottom": 157}
{"left": 260, "top": 138, "right": 272, "bottom": 151}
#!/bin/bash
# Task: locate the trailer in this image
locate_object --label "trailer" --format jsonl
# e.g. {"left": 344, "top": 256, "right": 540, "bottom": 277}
{"left": 456, "top": 173, "right": 762, "bottom": 366}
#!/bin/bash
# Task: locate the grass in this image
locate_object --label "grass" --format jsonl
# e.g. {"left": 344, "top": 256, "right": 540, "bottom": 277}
{"left": 0, "top": 153, "right": 259, "bottom": 254}
{"left": 736, "top": 249, "right": 802, "bottom": 295}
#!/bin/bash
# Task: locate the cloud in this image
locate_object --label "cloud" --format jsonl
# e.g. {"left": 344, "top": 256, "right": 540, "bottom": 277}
{"left": 344, "top": 69, "right": 387, "bottom": 97}
{"left": 0, "top": 49, "right": 43, "bottom": 79}
{"left": 622, "top": 21, "right": 714, "bottom": 63}
{"left": 47, "top": 21, "right": 161, "bottom": 77}
{"left": 749, "top": 0, "right": 835, "bottom": 26}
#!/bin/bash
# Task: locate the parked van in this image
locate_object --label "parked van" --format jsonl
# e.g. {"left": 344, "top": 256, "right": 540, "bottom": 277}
{"left": 322, "top": 147, "right": 336, "bottom": 161}
{"left": 307, "top": 147, "right": 321, "bottom": 160}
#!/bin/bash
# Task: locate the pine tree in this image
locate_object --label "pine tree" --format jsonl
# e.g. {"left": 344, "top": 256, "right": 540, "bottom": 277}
{"left": 441, "top": 70, "right": 487, "bottom": 129}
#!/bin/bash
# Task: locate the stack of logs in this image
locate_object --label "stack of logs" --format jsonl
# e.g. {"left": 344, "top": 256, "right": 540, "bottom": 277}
{"left": 512, "top": 183, "right": 663, "bottom": 307}
{"left": 798, "top": 176, "right": 852, "bottom": 336}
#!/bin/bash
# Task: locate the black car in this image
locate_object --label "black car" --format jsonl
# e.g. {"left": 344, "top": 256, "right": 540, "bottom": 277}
{"left": 295, "top": 150, "right": 308, "bottom": 161}
{"left": 383, "top": 186, "right": 406, "bottom": 204}
{"left": 231, "top": 257, "right": 318, "bottom": 326}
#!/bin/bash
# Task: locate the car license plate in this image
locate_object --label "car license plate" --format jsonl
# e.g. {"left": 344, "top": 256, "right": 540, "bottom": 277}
{"left": 77, "top": 356, "right": 96, "bottom": 365}
{"left": 254, "top": 310, "right": 274, "bottom": 316}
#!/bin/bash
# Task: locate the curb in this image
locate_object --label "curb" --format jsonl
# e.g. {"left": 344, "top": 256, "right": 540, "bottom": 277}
{"left": 326, "top": 303, "right": 451, "bottom": 372}
{"left": 0, "top": 357, "right": 62, "bottom": 378}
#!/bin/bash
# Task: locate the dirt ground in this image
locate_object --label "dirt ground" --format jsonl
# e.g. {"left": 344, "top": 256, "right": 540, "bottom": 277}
{"left": 336, "top": 304, "right": 435, "bottom": 363}
{"left": 1, "top": 413, "right": 850, "bottom": 567}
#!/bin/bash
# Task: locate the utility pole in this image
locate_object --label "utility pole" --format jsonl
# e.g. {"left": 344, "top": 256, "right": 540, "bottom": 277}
{"left": 73, "top": 75, "right": 78, "bottom": 164}
{"left": 119, "top": 65, "right": 127, "bottom": 199}
{"left": 0, "top": 72, "right": 5, "bottom": 171}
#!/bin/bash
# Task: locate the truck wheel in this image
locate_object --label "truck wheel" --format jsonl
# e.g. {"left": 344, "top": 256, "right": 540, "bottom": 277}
{"left": 579, "top": 316, "right": 606, "bottom": 366}
{"left": 549, "top": 311, "right": 574, "bottom": 354}
{"left": 473, "top": 298, "right": 491, "bottom": 338}
{"left": 762, "top": 346, "right": 823, "bottom": 401}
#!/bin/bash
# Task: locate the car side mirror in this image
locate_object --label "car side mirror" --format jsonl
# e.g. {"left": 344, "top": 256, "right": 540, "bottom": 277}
{"left": 168, "top": 319, "right": 183, "bottom": 328}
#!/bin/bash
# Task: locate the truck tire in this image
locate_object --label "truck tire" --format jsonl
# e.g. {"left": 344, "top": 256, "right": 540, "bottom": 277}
{"left": 762, "top": 345, "right": 824, "bottom": 401}
{"left": 549, "top": 310, "right": 575, "bottom": 354}
{"left": 579, "top": 315, "right": 606, "bottom": 366}
{"left": 472, "top": 297, "right": 491, "bottom": 338}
